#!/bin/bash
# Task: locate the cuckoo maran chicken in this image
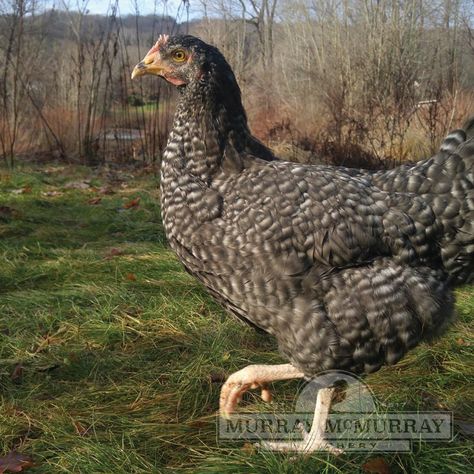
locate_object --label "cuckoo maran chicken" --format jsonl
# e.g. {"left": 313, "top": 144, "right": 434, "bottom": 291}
{"left": 132, "top": 35, "right": 474, "bottom": 453}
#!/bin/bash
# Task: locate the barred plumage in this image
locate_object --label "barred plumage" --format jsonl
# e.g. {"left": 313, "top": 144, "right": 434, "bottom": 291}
{"left": 132, "top": 35, "right": 473, "bottom": 429}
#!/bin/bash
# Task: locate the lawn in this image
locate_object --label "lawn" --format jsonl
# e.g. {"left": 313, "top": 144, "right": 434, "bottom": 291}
{"left": 0, "top": 163, "right": 473, "bottom": 473}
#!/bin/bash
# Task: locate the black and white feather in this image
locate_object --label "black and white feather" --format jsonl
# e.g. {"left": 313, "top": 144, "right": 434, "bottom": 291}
{"left": 153, "top": 36, "right": 473, "bottom": 378}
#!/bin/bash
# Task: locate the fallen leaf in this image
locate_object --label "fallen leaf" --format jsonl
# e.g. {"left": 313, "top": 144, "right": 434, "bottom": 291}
{"left": 362, "top": 457, "right": 391, "bottom": 474}
{"left": 0, "top": 451, "right": 34, "bottom": 473}
{"left": 126, "top": 273, "right": 137, "bottom": 281}
{"left": 32, "top": 327, "right": 68, "bottom": 354}
{"left": 41, "top": 191, "right": 63, "bottom": 197}
{"left": 73, "top": 420, "right": 90, "bottom": 436}
{"left": 98, "top": 186, "right": 115, "bottom": 195}
{"left": 456, "top": 338, "right": 471, "bottom": 346}
{"left": 241, "top": 442, "right": 255, "bottom": 455}
{"left": 105, "top": 248, "right": 123, "bottom": 259}
{"left": 11, "top": 185, "right": 31, "bottom": 194}
{"left": 87, "top": 197, "right": 102, "bottom": 205}
{"left": 10, "top": 364, "right": 23, "bottom": 383}
{"left": 123, "top": 197, "right": 140, "bottom": 209}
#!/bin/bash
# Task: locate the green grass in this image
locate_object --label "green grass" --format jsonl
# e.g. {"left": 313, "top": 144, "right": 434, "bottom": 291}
{"left": 132, "top": 103, "right": 160, "bottom": 113}
{"left": 0, "top": 163, "right": 473, "bottom": 473}
{"left": 125, "top": 102, "right": 168, "bottom": 115}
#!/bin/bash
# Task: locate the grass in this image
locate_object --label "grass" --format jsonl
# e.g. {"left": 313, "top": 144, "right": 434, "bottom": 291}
{"left": 125, "top": 102, "right": 170, "bottom": 116}
{"left": 0, "top": 162, "right": 473, "bottom": 473}
{"left": 131, "top": 103, "right": 160, "bottom": 113}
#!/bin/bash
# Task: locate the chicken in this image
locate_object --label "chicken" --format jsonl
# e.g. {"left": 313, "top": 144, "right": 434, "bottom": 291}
{"left": 132, "top": 34, "right": 473, "bottom": 453}
{"left": 345, "top": 120, "right": 474, "bottom": 285}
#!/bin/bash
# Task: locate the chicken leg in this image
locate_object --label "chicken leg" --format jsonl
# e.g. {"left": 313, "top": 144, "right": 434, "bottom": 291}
{"left": 220, "top": 364, "right": 343, "bottom": 454}
{"left": 219, "top": 363, "right": 304, "bottom": 417}
{"left": 258, "top": 386, "right": 343, "bottom": 454}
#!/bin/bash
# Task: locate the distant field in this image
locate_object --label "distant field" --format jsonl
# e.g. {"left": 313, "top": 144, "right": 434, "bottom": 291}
{"left": 0, "top": 163, "right": 472, "bottom": 473}
{"left": 125, "top": 103, "right": 163, "bottom": 115}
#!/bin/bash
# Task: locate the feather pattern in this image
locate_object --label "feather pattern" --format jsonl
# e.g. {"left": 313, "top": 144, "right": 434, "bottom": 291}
{"left": 157, "top": 35, "right": 472, "bottom": 377}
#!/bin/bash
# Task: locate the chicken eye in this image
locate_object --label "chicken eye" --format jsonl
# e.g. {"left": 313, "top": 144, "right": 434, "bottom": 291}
{"left": 172, "top": 49, "right": 187, "bottom": 62}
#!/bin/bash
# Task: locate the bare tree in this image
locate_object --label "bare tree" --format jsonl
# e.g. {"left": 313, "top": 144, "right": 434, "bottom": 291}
{"left": 0, "top": 0, "right": 36, "bottom": 166}
{"left": 0, "top": 0, "right": 472, "bottom": 167}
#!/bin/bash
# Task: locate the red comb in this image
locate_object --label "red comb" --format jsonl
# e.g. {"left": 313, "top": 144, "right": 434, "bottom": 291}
{"left": 146, "top": 34, "right": 169, "bottom": 56}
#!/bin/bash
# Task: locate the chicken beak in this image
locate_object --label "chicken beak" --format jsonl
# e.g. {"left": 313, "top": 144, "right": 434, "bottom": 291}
{"left": 131, "top": 53, "right": 164, "bottom": 79}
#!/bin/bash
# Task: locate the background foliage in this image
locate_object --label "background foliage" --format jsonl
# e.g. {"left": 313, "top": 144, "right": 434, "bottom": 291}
{"left": 0, "top": 0, "right": 473, "bottom": 168}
